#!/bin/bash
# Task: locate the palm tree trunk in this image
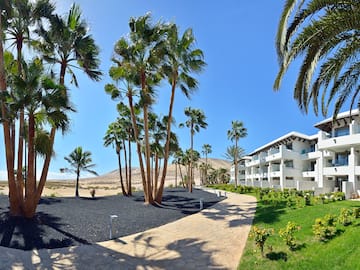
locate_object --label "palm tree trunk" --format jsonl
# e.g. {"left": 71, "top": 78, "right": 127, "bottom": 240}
{"left": 117, "top": 150, "right": 126, "bottom": 196}
{"left": 205, "top": 154, "right": 208, "bottom": 186}
{"left": 235, "top": 139, "right": 238, "bottom": 188}
{"left": 178, "top": 164, "right": 185, "bottom": 188}
{"left": 175, "top": 162, "right": 177, "bottom": 188}
{"left": 156, "top": 77, "right": 177, "bottom": 203}
{"left": 26, "top": 113, "right": 35, "bottom": 198}
{"left": 143, "top": 103, "right": 153, "bottom": 203}
{"left": 127, "top": 94, "right": 146, "bottom": 198}
{"left": 189, "top": 128, "right": 194, "bottom": 193}
{"left": 141, "top": 69, "right": 153, "bottom": 204}
{"left": 75, "top": 169, "right": 80, "bottom": 197}
{"left": 122, "top": 139, "right": 129, "bottom": 194}
{"left": 0, "top": 15, "right": 20, "bottom": 216}
{"left": 153, "top": 153, "right": 159, "bottom": 199}
{"left": 35, "top": 128, "right": 56, "bottom": 203}
{"left": 128, "top": 137, "right": 132, "bottom": 196}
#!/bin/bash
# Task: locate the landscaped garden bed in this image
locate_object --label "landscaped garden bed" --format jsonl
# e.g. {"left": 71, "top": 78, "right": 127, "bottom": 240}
{"left": 0, "top": 188, "right": 223, "bottom": 250}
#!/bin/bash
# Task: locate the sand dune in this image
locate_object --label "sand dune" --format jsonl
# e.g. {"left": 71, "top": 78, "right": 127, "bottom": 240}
{"left": 0, "top": 158, "right": 231, "bottom": 198}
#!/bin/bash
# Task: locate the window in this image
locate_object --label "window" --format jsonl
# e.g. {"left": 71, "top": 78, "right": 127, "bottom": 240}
{"left": 310, "top": 161, "right": 316, "bottom": 171}
{"left": 285, "top": 160, "right": 294, "bottom": 168}
{"left": 334, "top": 126, "right": 349, "bottom": 137}
{"left": 334, "top": 152, "right": 349, "bottom": 166}
{"left": 310, "top": 144, "right": 316, "bottom": 152}
{"left": 286, "top": 143, "right": 293, "bottom": 150}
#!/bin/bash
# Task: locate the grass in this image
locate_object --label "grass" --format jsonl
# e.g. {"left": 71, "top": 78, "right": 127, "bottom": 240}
{"left": 209, "top": 184, "right": 360, "bottom": 270}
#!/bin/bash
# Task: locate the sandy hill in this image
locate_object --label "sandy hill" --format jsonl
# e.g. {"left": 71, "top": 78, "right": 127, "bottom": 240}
{"left": 83, "top": 158, "right": 231, "bottom": 186}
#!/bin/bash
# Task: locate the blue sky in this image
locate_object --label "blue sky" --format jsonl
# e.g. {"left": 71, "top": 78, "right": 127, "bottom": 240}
{"left": 0, "top": 1, "right": 328, "bottom": 179}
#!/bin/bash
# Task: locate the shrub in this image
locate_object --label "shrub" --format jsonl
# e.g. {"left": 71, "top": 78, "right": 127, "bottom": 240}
{"left": 286, "top": 196, "right": 295, "bottom": 208}
{"left": 353, "top": 207, "right": 360, "bottom": 219}
{"left": 312, "top": 214, "right": 337, "bottom": 242}
{"left": 295, "top": 196, "right": 305, "bottom": 208}
{"left": 250, "top": 226, "right": 274, "bottom": 257}
{"left": 279, "top": 221, "right": 301, "bottom": 251}
{"left": 304, "top": 193, "right": 311, "bottom": 206}
{"left": 333, "top": 192, "right": 345, "bottom": 201}
{"left": 338, "top": 208, "right": 354, "bottom": 226}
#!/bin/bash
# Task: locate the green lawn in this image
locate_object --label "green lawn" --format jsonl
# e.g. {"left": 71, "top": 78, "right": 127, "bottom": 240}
{"left": 208, "top": 185, "right": 360, "bottom": 270}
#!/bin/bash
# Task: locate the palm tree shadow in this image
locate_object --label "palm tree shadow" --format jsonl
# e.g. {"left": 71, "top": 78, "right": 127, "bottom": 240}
{"left": 200, "top": 199, "right": 257, "bottom": 228}
{"left": 2, "top": 234, "right": 227, "bottom": 270}
{"left": 0, "top": 211, "right": 89, "bottom": 250}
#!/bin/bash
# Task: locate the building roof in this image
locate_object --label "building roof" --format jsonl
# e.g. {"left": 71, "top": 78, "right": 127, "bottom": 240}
{"left": 314, "top": 109, "right": 359, "bottom": 132}
{"left": 248, "top": 131, "right": 316, "bottom": 156}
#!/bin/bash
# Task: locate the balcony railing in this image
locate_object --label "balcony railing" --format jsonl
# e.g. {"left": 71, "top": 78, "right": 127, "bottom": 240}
{"left": 268, "top": 148, "right": 280, "bottom": 155}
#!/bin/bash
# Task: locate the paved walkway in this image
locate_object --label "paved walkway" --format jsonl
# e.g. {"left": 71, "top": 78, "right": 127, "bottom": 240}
{"left": 0, "top": 190, "right": 257, "bottom": 270}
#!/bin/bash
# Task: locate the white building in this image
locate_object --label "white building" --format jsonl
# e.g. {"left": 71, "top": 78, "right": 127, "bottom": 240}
{"left": 230, "top": 110, "right": 360, "bottom": 199}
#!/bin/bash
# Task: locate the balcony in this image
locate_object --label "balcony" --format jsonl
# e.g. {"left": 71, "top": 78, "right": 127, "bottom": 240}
{"left": 355, "top": 166, "right": 360, "bottom": 175}
{"left": 302, "top": 151, "right": 320, "bottom": 160}
{"left": 302, "top": 171, "right": 316, "bottom": 178}
{"left": 323, "top": 165, "right": 349, "bottom": 176}
{"left": 247, "top": 159, "right": 260, "bottom": 167}
{"left": 265, "top": 151, "right": 281, "bottom": 162}
{"left": 318, "top": 131, "right": 360, "bottom": 150}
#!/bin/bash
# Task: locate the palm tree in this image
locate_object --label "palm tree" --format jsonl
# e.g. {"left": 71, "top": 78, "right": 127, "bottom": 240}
{"left": 62, "top": 146, "right": 98, "bottom": 197}
{"left": 199, "top": 161, "right": 212, "bottom": 185}
{"left": 180, "top": 107, "right": 208, "bottom": 192}
{"left": 156, "top": 23, "right": 206, "bottom": 202}
{"left": 224, "top": 145, "right": 245, "bottom": 186}
{"left": 173, "top": 149, "right": 185, "bottom": 188}
{"left": 6, "top": 0, "right": 55, "bottom": 191}
{"left": 201, "top": 144, "right": 212, "bottom": 185}
{"left": 274, "top": 0, "right": 360, "bottom": 118}
{"left": 37, "top": 3, "right": 102, "bottom": 86}
{"left": 227, "top": 120, "right": 247, "bottom": 188}
{"left": 103, "top": 120, "right": 128, "bottom": 196}
{"left": 11, "top": 59, "right": 71, "bottom": 217}
{"left": 108, "top": 14, "right": 167, "bottom": 204}
{"left": 0, "top": 0, "right": 57, "bottom": 217}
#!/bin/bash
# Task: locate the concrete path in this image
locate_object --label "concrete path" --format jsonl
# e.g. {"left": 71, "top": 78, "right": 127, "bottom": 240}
{"left": 0, "top": 191, "right": 256, "bottom": 270}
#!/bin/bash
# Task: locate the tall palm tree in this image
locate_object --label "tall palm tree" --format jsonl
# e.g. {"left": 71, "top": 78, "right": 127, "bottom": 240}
{"left": 274, "top": 0, "right": 360, "bottom": 117}
{"left": 0, "top": 1, "right": 19, "bottom": 215}
{"left": 109, "top": 14, "right": 167, "bottom": 204}
{"left": 156, "top": 24, "right": 206, "bottom": 202}
{"left": 6, "top": 0, "right": 55, "bottom": 190}
{"left": 224, "top": 145, "right": 245, "bottom": 163}
{"left": 173, "top": 149, "right": 185, "bottom": 188}
{"left": 0, "top": 0, "right": 56, "bottom": 217}
{"left": 201, "top": 143, "right": 212, "bottom": 185}
{"left": 103, "top": 120, "right": 128, "bottom": 196}
{"left": 180, "top": 107, "right": 208, "bottom": 192}
{"left": 37, "top": 3, "right": 102, "bottom": 86}
{"left": 227, "top": 120, "right": 247, "bottom": 188}
{"left": 30, "top": 3, "right": 102, "bottom": 209}
{"left": 63, "top": 146, "right": 98, "bottom": 197}
{"left": 12, "top": 58, "right": 71, "bottom": 217}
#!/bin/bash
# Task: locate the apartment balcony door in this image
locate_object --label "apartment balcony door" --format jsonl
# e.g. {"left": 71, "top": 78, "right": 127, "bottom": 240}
{"left": 335, "top": 176, "right": 348, "bottom": 192}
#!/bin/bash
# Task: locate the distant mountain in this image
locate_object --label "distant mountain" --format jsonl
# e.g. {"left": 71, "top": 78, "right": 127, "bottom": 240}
{"left": 84, "top": 158, "right": 231, "bottom": 185}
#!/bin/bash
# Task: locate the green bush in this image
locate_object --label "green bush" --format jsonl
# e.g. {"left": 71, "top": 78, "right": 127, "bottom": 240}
{"left": 312, "top": 214, "right": 337, "bottom": 242}
{"left": 304, "top": 193, "right": 311, "bottom": 206}
{"left": 250, "top": 226, "right": 274, "bottom": 257}
{"left": 338, "top": 208, "right": 354, "bottom": 226}
{"left": 353, "top": 207, "right": 360, "bottom": 219}
{"left": 333, "top": 192, "right": 345, "bottom": 201}
{"left": 279, "top": 221, "right": 301, "bottom": 251}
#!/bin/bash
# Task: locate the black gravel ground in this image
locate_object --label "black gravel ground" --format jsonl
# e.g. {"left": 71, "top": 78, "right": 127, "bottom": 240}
{"left": 0, "top": 188, "right": 223, "bottom": 250}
